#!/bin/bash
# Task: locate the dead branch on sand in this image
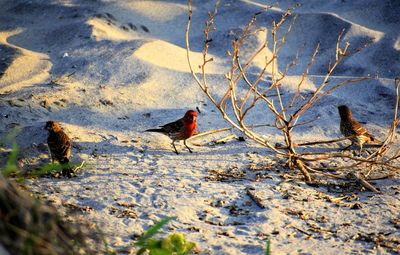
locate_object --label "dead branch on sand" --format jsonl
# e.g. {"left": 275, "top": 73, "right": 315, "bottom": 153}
{"left": 186, "top": 0, "right": 399, "bottom": 189}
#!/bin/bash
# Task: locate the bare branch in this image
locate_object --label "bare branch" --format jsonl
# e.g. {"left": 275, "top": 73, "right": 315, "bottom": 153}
{"left": 290, "top": 32, "right": 353, "bottom": 121}
{"left": 186, "top": 1, "right": 399, "bottom": 185}
{"left": 289, "top": 43, "right": 320, "bottom": 108}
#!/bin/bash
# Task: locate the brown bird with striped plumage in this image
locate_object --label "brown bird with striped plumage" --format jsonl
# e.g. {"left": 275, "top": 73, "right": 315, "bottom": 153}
{"left": 338, "top": 105, "right": 382, "bottom": 154}
{"left": 45, "top": 121, "right": 71, "bottom": 164}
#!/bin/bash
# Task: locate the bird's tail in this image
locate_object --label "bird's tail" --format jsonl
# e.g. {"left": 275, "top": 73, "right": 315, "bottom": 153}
{"left": 369, "top": 142, "right": 384, "bottom": 147}
{"left": 145, "top": 128, "right": 165, "bottom": 133}
{"left": 368, "top": 137, "right": 383, "bottom": 146}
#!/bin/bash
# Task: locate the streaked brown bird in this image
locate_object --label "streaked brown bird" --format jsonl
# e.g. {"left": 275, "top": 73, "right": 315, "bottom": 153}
{"left": 45, "top": 121, "right": 71, "bottom": 164}
{"left": 338, "top": 105, "right": 381, "bottom": 153}
{"left": 145, "top": 110, "right": 197, "bottom": 154}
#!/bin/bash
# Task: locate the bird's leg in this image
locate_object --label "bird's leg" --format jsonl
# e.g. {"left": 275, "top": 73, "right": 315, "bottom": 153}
{"left": 340, "top": 141, "right": 354, "bottom": 151}
{"left": 172, "top": 141, "right": 179, "bottom": 155}
{"left": 358, "top": 143, "right": 363, "bottom": 157}
{"left": 184, "top": 140, "right": 193, "bottom": 153}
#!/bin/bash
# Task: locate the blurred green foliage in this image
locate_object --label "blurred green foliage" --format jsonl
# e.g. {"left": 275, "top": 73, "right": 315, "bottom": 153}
{"left": 265, "top": 238, "right": 271, "bottom": 255}
{"left": 135, "top": 217, "right": 196, "bottom": 255}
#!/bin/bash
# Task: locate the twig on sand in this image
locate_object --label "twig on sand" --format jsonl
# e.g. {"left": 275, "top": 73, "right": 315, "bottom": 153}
{"left": 212, "top": 134, "right": 237, "bottom": 144}
{"left": 246, "top": 187, "right": 266, "bottom": 209}
{"left": 50, "top": 71, "right": 76, "bottom": 84}
{"left": 194, "top": 134, "right": 237, "bottom": 146}
{"left": 291, "top": 225, "right": 312, "bottom": 237}
{"left": 347, "top": 172, "right": 381, "bottom": 193}
{"left": 188, "top": 124, "right": 274, "bottom": 141}
{"left": 294, "top": 136, "right": 350, "bottom": 147}
{"left": 189, "top": 127, "right": 232, "bottom": 141}
{"left": 72, "top": 161, "right": 85, "bottom": 174}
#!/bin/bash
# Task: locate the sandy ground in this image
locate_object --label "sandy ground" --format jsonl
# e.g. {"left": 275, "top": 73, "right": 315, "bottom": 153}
{"left": 0, "top": 0, "right": 399, "bottom": 254}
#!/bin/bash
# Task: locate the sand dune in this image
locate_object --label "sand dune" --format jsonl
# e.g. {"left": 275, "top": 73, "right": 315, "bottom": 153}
{"left": 248, "top": 0, "right": 400, "bottom": 76}
{"left": 0, "top": 0, "right": 399, "bottom": 254}
{"left": 0, "top": 29, "right": 51, "bottom": 93}
{"left": 87, "top": 15, "right": 140, "bottom": 42}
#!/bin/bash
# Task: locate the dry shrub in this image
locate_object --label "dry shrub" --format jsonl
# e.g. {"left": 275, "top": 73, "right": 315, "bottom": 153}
{"left": 185, "top": 0, "right": 400, "bottom": 187}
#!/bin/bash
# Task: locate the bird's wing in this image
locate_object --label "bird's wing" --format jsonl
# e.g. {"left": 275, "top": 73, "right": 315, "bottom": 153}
{"left": 52, "top": 132, "right": 71, "bottom": 157}
{"left": 341, "top": 121, "right": 357, "bottom": 136}
{"left": 352, "top": 120, "right": 381, "bottom": 143}
{"left": 161, "top": 118, "right": 184, "bottom": 134}
{"left": 352, "top": 121, "right": 369, "bottom": 136}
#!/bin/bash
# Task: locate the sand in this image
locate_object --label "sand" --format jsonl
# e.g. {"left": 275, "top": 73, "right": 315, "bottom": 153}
{"left": 0, "top": 0, "right": 399, "bottom": 254}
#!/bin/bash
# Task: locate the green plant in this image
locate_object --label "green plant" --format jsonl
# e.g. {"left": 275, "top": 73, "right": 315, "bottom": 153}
{"left": 135, "top": 217, "right": 197, "bottom": 255}
{"left": 2, "top": 141, "right": 18, "bottom": 177}
{"left": 0, "top": 170, "right": 99, "bottom": 254}
{"left": 265, "top": 238, "right": 271, "bottom": 255}
{"left": 30, "top": 161, "right": 83, "bottom": 178}
{"left": 1, "top": 127, "right": 79, "bottom": 179}
{"left": 0, "top": 133, "right": 99, "bottom": 254}
{"left": 1, "top": 137, "right": 84, "bottom": 179}
{"left": 2, "top": 127, "right": 21, "bottom": 177}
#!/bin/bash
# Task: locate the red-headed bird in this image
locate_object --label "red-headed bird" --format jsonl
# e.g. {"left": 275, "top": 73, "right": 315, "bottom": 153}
{"left": 146, "top": 110, "right": 197, "bottom": 154}
{"left": 338, "top": 105, "right": 381, "bottom": 153}
{"left": 45, "top": 121, "right": 71, "bottom": 164}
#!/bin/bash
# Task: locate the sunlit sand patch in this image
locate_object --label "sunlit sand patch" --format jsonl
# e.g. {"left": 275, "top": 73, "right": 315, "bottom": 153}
{"left": 0, "top": 29, "right": 51, "bottom": 92}
{"left": 394, "top": 36, "right": 400, "bottom": 51}
{"left": 116, "top": 1, "right": 189, "bottom": 22}
{"left": 134, "top": 40, "right": 221, "bottom": 73}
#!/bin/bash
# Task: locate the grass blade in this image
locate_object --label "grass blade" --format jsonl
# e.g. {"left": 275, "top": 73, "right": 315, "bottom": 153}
{"left": 265, "top": 237, "right": 271, "bottom": 255}
{"left": 136, "top": 217, "right": 176, "bottom": 246}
